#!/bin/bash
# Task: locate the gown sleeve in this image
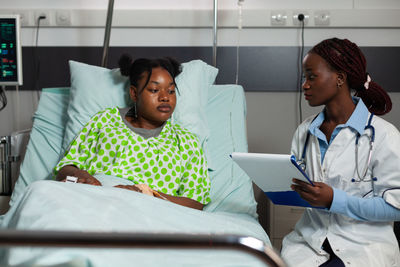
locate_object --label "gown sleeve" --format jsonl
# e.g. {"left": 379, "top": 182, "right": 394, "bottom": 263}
{"left": 178, "top": 131, "right": 211, "bottom": 205}
{"left": 53, "top": 110, "right": 104, "bottom": 176}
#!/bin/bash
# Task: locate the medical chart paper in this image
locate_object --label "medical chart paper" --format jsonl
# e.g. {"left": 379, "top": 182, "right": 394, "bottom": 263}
{"left": 231, "top": 152, "right": 313, "bottom": 207}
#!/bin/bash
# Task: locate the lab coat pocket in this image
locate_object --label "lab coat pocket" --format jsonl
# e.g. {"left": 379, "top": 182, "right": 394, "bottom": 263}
{"left": 336, "top": 175, "right": 373, "bottom": 198}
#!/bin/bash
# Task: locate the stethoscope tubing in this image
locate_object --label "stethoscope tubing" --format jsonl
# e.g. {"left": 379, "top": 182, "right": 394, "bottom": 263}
{"left": 300, "top": 113, "right": 375, "bottom": 184}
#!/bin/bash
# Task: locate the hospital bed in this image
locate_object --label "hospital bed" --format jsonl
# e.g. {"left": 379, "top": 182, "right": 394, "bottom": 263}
{"left": 0, "top": 59, "right": 285, "bottom": 266}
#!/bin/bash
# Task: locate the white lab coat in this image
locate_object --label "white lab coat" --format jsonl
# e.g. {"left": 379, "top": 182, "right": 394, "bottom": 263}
{"left": 281, "top": 113, "right": 400, "bottom": 267}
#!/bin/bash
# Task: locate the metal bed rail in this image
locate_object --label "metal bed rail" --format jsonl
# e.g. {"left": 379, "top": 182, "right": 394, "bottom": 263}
{"left": 0, "top": 136, "right": 15, "bottom": 196}
{"left": 0, "top": 229, "right": 286, "bottom": 267}
{"left": 0, "top": 129, "right": 30, "bottom": 196}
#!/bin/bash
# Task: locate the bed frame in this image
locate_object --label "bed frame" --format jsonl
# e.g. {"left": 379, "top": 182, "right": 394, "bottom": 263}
{"left": 0, "top": 229, "right": 285, "bottom": 267}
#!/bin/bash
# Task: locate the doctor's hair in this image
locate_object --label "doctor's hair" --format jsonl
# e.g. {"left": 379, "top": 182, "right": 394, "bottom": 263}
{"left": 118, "top": 54, "right": 182, "bottom": 93}
{"left": 310, "top": 38, "right": 392, "bottom": 115}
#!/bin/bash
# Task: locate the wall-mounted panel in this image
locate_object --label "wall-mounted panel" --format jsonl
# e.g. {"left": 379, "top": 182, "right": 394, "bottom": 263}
{"left": 1, "top": 9, "right": 400, "bottom": 28}
{"left": 0, "top": 0, "right": 360, "bottom": 11}
{"left": 11, "top": 46, "right": 400, "bottom": 93}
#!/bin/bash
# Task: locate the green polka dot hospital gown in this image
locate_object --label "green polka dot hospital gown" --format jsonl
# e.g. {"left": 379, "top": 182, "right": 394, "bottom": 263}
{"left": 54, "top": 107, "right": 211, "bottom": 205}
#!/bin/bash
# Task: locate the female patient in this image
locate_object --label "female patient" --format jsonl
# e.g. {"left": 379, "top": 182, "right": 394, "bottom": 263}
{"left": 54, "top": 55, "right": 211, "bottom": 210}
{"left": 281, "top": 38, "right": 400, "bottom": 266}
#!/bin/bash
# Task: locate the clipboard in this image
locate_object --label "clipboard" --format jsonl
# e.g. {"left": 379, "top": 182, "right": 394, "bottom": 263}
{"left": 231, "top": 152, "right": 314, "bottom": 207}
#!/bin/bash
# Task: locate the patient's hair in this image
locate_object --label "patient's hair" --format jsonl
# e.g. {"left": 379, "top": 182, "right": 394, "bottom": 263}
{"left": 118, "top": 54, "right": 182, "bottom": 93}
{"left": 310, "top": 38, "right": 392, "bottom": 115}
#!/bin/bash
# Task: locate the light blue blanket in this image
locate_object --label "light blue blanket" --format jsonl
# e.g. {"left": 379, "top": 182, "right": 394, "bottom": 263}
{"left": 1, "top": 176, "right": 270, "bottom": 267}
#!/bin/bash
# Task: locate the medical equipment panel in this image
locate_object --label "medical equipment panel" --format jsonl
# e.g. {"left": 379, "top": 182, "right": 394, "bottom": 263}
{"left": 0, "top": 15, "right": 23, "bottom": 86}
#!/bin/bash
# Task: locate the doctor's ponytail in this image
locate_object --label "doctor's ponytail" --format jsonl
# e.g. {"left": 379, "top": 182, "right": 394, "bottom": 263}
{"left": 310, "top": 38, "right": 392, "bottom": 115}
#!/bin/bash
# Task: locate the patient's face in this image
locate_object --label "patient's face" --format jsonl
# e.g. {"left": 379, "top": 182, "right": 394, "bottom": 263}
{"left": 302, "top": 52, "right": 341, "bottom": 107}
{"left": 133, "top": 67, "right": 177, "bottom": 128}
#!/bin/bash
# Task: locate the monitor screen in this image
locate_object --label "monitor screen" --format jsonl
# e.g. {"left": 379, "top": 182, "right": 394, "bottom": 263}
{"left": 0, "top": 15, "right": 22, "bottom": 86}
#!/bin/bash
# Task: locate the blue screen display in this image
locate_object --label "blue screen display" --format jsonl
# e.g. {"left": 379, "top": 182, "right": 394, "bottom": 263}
{"left": 0, "top": 18, "right": 19, "bottom": 84}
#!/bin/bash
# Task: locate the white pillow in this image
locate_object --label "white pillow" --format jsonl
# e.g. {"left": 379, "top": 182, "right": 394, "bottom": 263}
{"left": 172, "top": 60, "right": 218, "bottom": 169}
{"left": 61, "top": 61, "right": 130, "bottom": 151}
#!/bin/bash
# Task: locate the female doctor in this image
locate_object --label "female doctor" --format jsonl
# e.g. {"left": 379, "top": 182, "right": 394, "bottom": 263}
{"left": 281, "top": 38, "right": 400, "bottom": 267}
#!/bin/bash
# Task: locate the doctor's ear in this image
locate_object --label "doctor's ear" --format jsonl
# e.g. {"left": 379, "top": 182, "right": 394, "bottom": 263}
{"left": 336, "top": 72, "right": 347, "bottom": 88}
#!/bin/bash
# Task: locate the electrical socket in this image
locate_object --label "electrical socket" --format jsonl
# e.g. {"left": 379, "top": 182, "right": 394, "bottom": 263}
{"left": 271, "top": 11, "right": 287, "bottom": 26}
{"left": 56, "top": 10, "right": 71, "bottom": 26}
{"left": 34, "top": 11, "right": 51, "bottom": 26}
{"left": 13, "top": 10, "right": 32, "bottom": 27}
{"left": 293, "top": 11, "right": 309, "bottom": 26}
{"left": 314, "top": 11, "right": 330, "bottom": 26}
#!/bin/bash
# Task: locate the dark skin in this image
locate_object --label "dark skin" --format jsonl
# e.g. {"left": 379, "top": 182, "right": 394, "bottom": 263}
{"left": 57, "top": 67, "right": 204, "bottom": 211}
{"left": 291, "top": 52, "right": 356, "bottom": 208}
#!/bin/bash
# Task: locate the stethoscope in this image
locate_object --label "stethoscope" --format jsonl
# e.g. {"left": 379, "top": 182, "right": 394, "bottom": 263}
{"left": 297, "top": 113, "right": 377, "bottom": 190}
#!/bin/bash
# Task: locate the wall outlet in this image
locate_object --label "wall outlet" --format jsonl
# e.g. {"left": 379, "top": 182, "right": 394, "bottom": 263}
{"left": 13, "top": 10, "right": 32, "bottom": 27}
{"left": 34, "top": 11, "right": 51, "bottom": 26}
{"left": 55, "top": 10, "right": 71, "bottom": 26}
{"left": 292, "top": 11, "right": 309, "bottom": 26}
{"left": 314, "top": 11, "right": 330, "bottom": 26}
{"left": 271, "top": 11, "right": 287, "bottom": 26}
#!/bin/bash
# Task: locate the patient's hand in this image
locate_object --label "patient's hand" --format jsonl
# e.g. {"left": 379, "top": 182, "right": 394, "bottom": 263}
{"left": 57, "top": 165, "right": 102, "bottom": 186}
{"left": 72, "top": 170, "right": 102, "bottom": 186}
{"left": 114, "top": 184, "right": 203, "bottom": 210}
{"left": 114, "top": 184, "right": 154, "bottom": 196}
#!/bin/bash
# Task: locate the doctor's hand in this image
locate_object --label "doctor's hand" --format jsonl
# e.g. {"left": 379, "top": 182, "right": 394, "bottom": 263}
{"left": 291, "top": 178, "right": 333, "bottom": 208}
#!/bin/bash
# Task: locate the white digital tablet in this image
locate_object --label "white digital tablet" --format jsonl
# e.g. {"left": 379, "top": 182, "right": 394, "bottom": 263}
{"left": 231, "top": 152, "right": 313, "bottom": 192}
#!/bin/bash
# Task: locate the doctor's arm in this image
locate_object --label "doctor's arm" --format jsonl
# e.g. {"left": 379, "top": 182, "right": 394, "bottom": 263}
{"left": 329, "top": 188, "right": 400, "bottom": 222}
{"left": 292, "top": 179, "right": 400, "bottom": 221}
{"left": 332, "top": 123, "right": 400, "bottom": 221}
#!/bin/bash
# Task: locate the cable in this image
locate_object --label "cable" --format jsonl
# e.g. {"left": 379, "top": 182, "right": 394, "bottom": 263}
{"left": 235, "top": 0, "right": 244, "bottom": 85}
{"left": 297, "top": 14, "right": 305, "bottom": 124}
{"left": 34, "top": 15, "right": 46, "bottom": 101}
{"left": 15, "top": 85, "right": 20, "bottom": 131}
{"left": 0, "top": 86, "right": 7, "bottom": 111}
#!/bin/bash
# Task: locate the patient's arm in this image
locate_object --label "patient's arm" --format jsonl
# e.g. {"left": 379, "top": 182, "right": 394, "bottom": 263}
{"left": 157, "top": 192, "right": 204, "bottom": 210}
{"left": 114, "top": 184, "right": 204, "bottom": 210}
{"left": 114, "top": 184, "right": 145, "bottom": 193}
{"left": 56, "top": 165, "right": 102, "bottom": 186}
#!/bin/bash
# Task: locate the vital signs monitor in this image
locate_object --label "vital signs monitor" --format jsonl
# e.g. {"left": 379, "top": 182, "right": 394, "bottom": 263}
{"left": 0, "top": 15, "right": 22, "bottom": 86}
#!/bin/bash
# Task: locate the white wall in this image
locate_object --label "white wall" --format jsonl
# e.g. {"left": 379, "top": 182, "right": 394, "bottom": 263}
{"left": 4, "top": 0, "right": 400, "bottom": 10}
{"left": 1, "top": 0, "right": 400, "bottom": 155}
{"left": 0, "top": 0, "right": 355, "bottom": 10}
{"left": 246, "top": 92, "right": 400, "bottom": 154}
